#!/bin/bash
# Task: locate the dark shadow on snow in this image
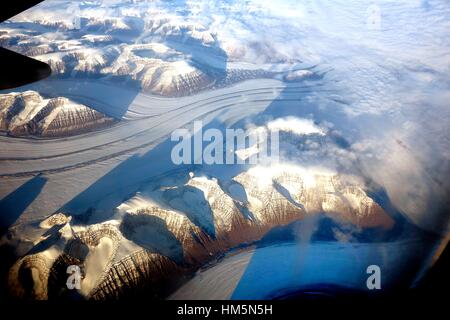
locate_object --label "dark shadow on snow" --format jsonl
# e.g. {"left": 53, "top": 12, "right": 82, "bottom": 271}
{"left": 0, "top": 174, "right": 47, "bottom": 236}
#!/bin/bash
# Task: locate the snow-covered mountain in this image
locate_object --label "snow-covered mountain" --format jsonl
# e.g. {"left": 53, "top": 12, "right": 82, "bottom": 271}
{"left": 0, "top": 1, "right": 315, "bottom": 98}
{"left": 8, "top": 165, "right": 394, "bottom": 300}
{"left": 0, "top": 91, "right": 114, "bottom": 137}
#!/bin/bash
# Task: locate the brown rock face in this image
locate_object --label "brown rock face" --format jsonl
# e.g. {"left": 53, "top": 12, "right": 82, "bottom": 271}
{"left": 8, "top": 167, "right": 394, "bottom": 300}
{"left": 0, "top": 91, "right": 115, "bottom": 137}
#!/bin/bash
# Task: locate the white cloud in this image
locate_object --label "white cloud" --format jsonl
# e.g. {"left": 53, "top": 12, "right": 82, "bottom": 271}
{"left": 267, "top": 117, "right": 325, "bottom": 136}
